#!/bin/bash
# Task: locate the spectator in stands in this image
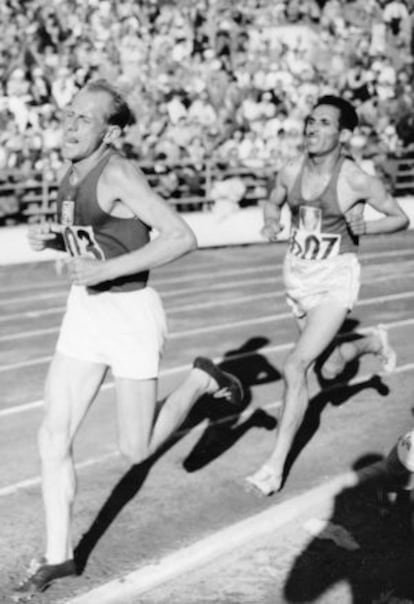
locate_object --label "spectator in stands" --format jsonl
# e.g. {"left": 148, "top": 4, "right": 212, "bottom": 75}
{"left": 29, "top": 67, "right": 51, "bottom": 106}
{"left": 396, "top": 112, "right": 414, "bottom": 148}
{"left": 42, "top": 116, "right": 63, "bottom": 153}
{"left": 185, "top": 134, "right": 208, "bottom": 167}
{"left": 187, "top": 90, "right": 217, "bottom": 127}
{"left": 0, "top": 140, "right": 7, "bottom": 170}
{"left": 209, "top": 163, "right": 247, "bottom": 219}
{"left": 383, "top": 0, "right": 410, "bottom": 40}
{"left": 51, "top": 66, "right": 77, "bottom": 109}
{"left": 155, "top": 164, "right": 181, "bottom": 200}
{"left": 346, "top": 59, "right": 376, "bottom": 102}
{"left": 0, "top": 0, "right": 412, "bottom": 194}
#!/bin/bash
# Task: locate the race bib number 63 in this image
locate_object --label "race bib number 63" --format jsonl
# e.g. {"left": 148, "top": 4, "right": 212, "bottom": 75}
{"left": 63, "top": 225, "right": 105, "bottom": 260}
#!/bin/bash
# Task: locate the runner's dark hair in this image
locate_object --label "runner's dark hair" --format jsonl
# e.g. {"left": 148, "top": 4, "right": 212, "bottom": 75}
{"left": 314, "top": 95, "right": 359, "bottom": 132}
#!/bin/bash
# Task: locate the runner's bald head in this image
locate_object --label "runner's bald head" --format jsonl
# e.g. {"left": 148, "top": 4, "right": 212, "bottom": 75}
{"left": 83, "top": 79, "right": 134, "bottom": 129}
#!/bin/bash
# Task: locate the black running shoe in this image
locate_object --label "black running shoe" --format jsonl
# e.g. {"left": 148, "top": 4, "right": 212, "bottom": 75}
{"left": 13, "top": 557, "right": 76, "bottom": 598}
{"left": 193, "top": 357, "right": 244, "bottom": 405}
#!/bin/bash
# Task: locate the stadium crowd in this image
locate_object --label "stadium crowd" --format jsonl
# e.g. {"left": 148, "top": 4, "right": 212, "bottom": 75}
{"left": 0, "top": 0, "right": 413, "bottom": 188}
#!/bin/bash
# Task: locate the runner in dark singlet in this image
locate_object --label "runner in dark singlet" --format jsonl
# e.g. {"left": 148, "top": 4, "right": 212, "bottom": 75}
{"left": 15, "top": 79, "right": 244, "bottom": 596}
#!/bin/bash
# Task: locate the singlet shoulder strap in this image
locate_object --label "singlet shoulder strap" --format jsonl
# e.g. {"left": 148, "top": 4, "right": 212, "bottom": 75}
{"left": 325, "top": 153, "right": 348, "bottom": 192}
{"left": 289, "top": 157, "right": 307, "bottom": 197}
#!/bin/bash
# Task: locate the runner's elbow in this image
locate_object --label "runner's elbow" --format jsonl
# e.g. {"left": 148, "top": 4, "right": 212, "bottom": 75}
{"left": 176, "top": 224, "right": 197, "bottom": 253}
{"left": 402, "top": 214, "right": 410, "bottom": 231}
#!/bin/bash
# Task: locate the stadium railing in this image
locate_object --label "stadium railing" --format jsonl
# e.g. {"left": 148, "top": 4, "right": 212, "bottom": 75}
{"left": 1, "top": 155, "right": 412, "bottom": 226}
{"left": 385, "top": 153, "right": 414, "bottom": 195}
{"left": 0, "top": 160, "right": 274, "bottom": 224}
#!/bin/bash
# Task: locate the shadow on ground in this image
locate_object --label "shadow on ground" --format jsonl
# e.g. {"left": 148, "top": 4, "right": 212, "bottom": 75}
{"left": 183, "top": 336, "right": 281, "bottom": 472}
{"left": 283, "top": 316, "right": 390, "bottom": 489}
{"left": 74, "top": 329, "right": 387, "bottom": 576}
{"left": 284, "top": 455, "right": 414, "bottom": 604}
{"left": 74, "top": 336, "right": 280, "bottom": 573}
{"left": 283, "top": 372, "right": 390, "bottom": 488}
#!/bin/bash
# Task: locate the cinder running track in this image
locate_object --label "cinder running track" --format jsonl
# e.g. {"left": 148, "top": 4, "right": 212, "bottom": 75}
{"left": 1, "top": 232, "right": 414, "bottom": 604}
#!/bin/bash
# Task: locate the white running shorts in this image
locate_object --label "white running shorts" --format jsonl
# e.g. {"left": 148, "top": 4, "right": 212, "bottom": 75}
{"left": 283, "top": 252, "right": 361, "bottom": 319}
{"left": 56, "top": 285, "right": 167, "bottom": 379}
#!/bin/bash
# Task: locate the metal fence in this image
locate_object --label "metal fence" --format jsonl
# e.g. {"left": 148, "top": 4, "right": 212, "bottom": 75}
{"left": 0, "top": 160, "right": 274, "bottom": 224}
{"left": 0, "top": 155, "right": 411, "bottom": 225}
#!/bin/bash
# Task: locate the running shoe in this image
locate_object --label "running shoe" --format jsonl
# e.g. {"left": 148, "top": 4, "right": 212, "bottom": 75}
{"left": 245, "top": 464, "right": 282, "bottom": 497}
{"left": 193, "top": 357, "right": 244, "bottom": 405}
{"left": 13, "top": 557, "right": 76, "bottom": 598}
{"left": 374, "top": 324, "right": 397, "bottom": 374}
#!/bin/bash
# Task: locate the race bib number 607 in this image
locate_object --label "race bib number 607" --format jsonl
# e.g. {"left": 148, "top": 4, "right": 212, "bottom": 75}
{"left": 289, "top": 227, "right": 341, "bottom": 260}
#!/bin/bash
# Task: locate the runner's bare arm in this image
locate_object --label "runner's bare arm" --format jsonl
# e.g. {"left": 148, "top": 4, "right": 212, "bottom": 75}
{"left": 262, "top": 169, "right": 289, "bottom": 241}
{"left": 68, "top": 159, "right": 197, "bottom": 286}
{"left": 345, "top": 165, "right": 409, "bottom": 236}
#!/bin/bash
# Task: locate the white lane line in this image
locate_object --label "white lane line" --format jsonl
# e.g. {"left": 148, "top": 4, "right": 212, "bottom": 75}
{"left": 1, "top": 268, "right": 413, "bottom": 324}
{"left": 2, "top": 359, "right": 414, "bottom": 499}
{"left": 0, "top": 277, "right": 280, "bottom": 323}
{"left": 0, "top": 267, "right": 411, "bottom": 326}
{"left": 0, "top": 266, "right": 278, "bottom": 306}
{"left": 1, "top": 246, "right": 413, "bottom": 304}
{"left": 0, "top": 326, "right": 59, "bottom": 342}
{"left": 2, "top": 288, "right": 414, "bottom": 345}
{"left": 6, "top": 328, "right": 413, "bottom": 417}
{"left": 169, "top": 290, "right": 414, "bottom": 339}
{"left": 169, "top": 291, "right": 282, "bottom": 312}
{"left": 0, "top": 286, "right": 284, "bottom": 325}
{"left": 0, "top": 453, "right": 117, "bottom": 497}
{"left": 64, "top": 461, "right": 386, "bottom": 604}
{"left": 0, "top": 261, "right": 222, "bottom": 295}
{"left": 0, "top": 355, "right": 53, "bottom": 373}
{"left": 0, "top": 341, "right": 293, "bottom": 413}
{"left": 160, "top": 275, "right": 284, "bottom": 298}
{"left": 0, "top": 291, "right": 68, "bottom": 306}
{"left": 0, "top": 306, "right": 65, "bottom": 323}
{"left": 2, "top": 302, "right": 414, "bottom": 377}
{"left": 167, "top": 271, "right": 414, "bottom": 313}
{"left": 0, "top": 402, "right": 263, "bottom": 497}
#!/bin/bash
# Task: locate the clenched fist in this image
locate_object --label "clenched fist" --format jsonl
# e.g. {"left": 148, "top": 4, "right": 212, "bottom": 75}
{"left": 261, "top": 220, "right": 283, "bottom": 242}
{"left": 345, "top": 203, "right": 366, "bottom": 236}
{"left": 27, "top": 222, "right": 60, "bottom": 251}
{"left": 67, "top": 256, "right": 107, "bottom": 286}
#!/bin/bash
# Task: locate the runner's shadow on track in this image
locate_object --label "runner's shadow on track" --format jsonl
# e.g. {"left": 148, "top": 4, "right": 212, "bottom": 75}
{"left": 74, "top": 458, "right": 154, "bottom": 574}
{"left": 283, "top": 455, "right": 414, "bottom": 603}
{"left": 282, "top": 372, "right": 390, "bottom": 490}
{"left": 182, "top": 337, "right": 281, "bottom": 472}
{"left": 74, "top": 338, "right": 280, "bottom": 573}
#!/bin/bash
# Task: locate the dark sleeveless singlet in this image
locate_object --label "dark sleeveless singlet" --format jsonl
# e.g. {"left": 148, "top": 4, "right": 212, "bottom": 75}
{"left": 288, "top": 155, "right": 359, "bottom": 256}
{"left": 56, "top": 149, "right": 150, "bottom": 294}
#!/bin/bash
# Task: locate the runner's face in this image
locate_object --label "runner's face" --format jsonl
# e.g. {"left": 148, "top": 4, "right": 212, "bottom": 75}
{"left": 305, "top": 105, "right": 342, "bottom": 157}
{"left": 62, "top": 90, "right": 112, "bottom": 161}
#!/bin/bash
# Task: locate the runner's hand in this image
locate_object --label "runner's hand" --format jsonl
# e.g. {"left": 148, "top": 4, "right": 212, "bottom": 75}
{"left": 27, "top": 222, "right": 59, "bottom": 251}
{"left": 345, "top": 205, "right": 366, "bottom": 236}
{"left": 261, "top": 220, "right": 283, "bottom": 242}
{"left": 67, "top": 256, "right": 106, "bottom": 286}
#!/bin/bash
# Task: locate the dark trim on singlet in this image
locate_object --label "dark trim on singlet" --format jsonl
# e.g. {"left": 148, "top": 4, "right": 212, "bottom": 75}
{"left": 56, "top": 149, "right": 150, "bottom": 294}
{"left": 288, "top": 155, "right": 359, "bottom": 254}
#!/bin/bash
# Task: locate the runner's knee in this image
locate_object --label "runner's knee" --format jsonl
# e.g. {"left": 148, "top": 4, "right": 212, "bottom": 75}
{"left": 38, "top": 420, "right": 71, "bottom": 465}
{"left": 118, "top": 438, "right": 150, "bottom": 466}
{"left": 283, "top": 353, "right": 308, "bottom": 384}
